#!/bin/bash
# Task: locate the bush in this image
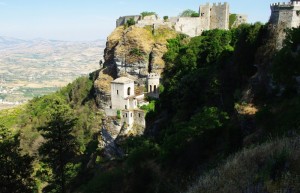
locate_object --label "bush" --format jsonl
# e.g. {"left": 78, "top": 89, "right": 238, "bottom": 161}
{"left": 141, "top": 11, "right": 157, "bottom": 18}
{"left": 163, "top": 16, "right": 168, "bottom": 21}
{"left": 126, "top": 18, "right": 136, "bottom": 26}
{"left": 179, "top": 9, "right": 199, "bottom": 17}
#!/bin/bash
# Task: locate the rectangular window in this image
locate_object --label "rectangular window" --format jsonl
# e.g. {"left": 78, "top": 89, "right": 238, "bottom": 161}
{"left": 117, "top": 90, "right": 119, "bottom": 95}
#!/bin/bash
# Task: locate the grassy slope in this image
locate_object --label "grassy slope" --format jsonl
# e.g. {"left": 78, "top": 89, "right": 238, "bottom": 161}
{"left": 186, "top": 137, "right": 300, "bottom": 193}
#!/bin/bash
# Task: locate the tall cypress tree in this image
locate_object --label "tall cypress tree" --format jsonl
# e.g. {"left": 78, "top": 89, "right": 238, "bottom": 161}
{"left": 0, "top": 125, "right": 35, "bottom": 193}
{"left": 38, "top": 103, "right": 79, "bottom": 193}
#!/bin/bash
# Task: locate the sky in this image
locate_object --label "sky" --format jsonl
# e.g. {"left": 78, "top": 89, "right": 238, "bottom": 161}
{"left": 0, "top": 0, "right": 277, "bottom": 41}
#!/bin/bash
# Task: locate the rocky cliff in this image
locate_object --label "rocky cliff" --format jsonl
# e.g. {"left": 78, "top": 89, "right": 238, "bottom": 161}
{"left": 94, "top": 25, "right": 178, "bottom": 108}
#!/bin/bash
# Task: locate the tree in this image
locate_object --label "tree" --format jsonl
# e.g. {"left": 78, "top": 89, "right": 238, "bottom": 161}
{"left": 38, "top": 102, "right": 79, "bottom": 193}
{"left": 126, "top": 18, "right": 136, "bottom": 26}
{"left": 140, "top": 11, "right": 157, "bottom": 18}
{"left": 0, "top": 125, "right": 35, "bottom": 193}
{"left": 179, "top": 9, "right": 199, "bottom": 17}
{"left": 163, "top": 16, "right": 169, "bottom": 21}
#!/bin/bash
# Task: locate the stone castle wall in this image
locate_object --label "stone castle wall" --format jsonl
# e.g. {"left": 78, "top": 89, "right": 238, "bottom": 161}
{"left": 232, "top": 14, "right": 248, "bottom": 28}
{"left": 174, "top": 17, "right": 202, "bottom": 37}
{"left": 116, "top": 2, "right": 246, "bottom": 37}
{"left": 270, "top": 1, "right": 300, "bottom": 28}
{"left": 116, "top": 15, "right": 141, "bottom": 27}
{"left": 210, "top": 2, "right": 229, "bottom": 30}
{"left": 199, "top": 3, "right": 211, "bottom": 31}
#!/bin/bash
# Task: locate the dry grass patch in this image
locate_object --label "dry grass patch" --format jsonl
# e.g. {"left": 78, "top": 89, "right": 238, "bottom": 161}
{"left": 187, "top": 137, "right": 300, "bottom": 193}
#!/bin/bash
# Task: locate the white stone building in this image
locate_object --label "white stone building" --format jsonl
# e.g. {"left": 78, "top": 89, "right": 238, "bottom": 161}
{"left": 105, "top": 77, "right": 146, "bottom": 129}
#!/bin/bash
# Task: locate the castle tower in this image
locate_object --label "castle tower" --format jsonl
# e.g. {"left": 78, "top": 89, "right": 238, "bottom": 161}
{"left": 147, "top": 73, "right": 160, "bottom": 99}
{"left": 210, "top": 2, "right": 229, "bottom": 30}
{"left": 270, "top": 0, "right": 300, "bottom": 29}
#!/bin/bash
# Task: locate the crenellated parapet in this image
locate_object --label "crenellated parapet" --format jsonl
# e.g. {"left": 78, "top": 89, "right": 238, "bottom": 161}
{"left": 269, "top": 0, "right": 300, "bottom": 29}
{"left": 270, "top": 1, "right": 300, "bottom": 11}
{"left": 212, "top": 2, "right": 229, "bottom": 7}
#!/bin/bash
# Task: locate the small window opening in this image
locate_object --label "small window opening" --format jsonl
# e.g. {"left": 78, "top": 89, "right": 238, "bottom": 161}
{"left": 127, "top": 87, "right": 131, "bottom": 95}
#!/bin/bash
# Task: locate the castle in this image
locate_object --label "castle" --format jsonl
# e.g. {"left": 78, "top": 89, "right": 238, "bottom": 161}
{"left": 105, "top": 73, "right": 160, "bottom": 131}
{"left": 269, "top": 0, "right": 300, "bottom": 28}
{"left": 116, "top": 2, "right": 247, "bottom": 37}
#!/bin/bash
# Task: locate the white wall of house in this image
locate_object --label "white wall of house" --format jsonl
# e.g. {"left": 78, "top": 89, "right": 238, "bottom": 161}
{"left": 111, "top": 77, "right": 135, "bottom": 110}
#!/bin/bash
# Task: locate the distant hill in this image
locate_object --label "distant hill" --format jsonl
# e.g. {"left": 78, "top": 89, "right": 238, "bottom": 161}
{"left": 0, "top": 36, "right": 29, "bottom": 47}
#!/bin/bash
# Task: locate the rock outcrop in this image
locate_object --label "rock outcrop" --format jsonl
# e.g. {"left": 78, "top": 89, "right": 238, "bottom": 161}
{"left": 94, "top": 25, "right": 177, "bottom": 109}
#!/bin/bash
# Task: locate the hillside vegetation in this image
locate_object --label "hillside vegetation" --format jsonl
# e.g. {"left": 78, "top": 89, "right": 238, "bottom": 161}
{"left": 1, "top": 24, "right": 300, "bottom": 193}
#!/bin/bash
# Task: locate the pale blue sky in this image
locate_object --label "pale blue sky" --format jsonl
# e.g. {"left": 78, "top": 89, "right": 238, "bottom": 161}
{"left": 0, "top": 0, "right": 277, "bottom": 41}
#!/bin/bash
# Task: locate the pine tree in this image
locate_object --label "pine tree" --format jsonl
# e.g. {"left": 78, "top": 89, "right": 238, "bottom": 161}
{"left": 38, "top": 103, "right": 79, "bottom": 193}
{"left": 0, "top": 125, "right": 35, "bottom": 193}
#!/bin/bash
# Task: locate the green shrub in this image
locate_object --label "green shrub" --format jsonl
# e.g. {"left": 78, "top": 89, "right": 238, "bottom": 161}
{"left": 141, "top": 11, "right": 157, "bottom": 18}
{"left": 117, "top": 110, "right": 121, "bottom": 119}
{"left": 130, "top": 48, "right": 144, "bottom": 56}
{"left": 229, "top": 14, "right": 237, "bottom": 28}
{"left": 126, "top": 18, "right": 136, "bottom": 26}
{"left": 179, "top": 9, "right": 198, "bottom": 17}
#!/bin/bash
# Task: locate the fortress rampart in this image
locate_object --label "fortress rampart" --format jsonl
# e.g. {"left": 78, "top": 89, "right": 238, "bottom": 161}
{"left": 116, "top": 2, "right": 246, "bottom": 37}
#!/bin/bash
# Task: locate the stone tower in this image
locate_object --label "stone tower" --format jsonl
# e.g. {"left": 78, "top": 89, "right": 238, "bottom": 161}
{"left": 270, "top": 0, "right": 300, "bottom": 29}
{"left": 147, "top": 73, "right": 160, "bottom": 99}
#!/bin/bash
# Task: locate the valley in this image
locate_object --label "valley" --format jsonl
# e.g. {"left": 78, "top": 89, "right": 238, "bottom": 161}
{"left": 0, "top": 37, "right": 105, "bottom": 109}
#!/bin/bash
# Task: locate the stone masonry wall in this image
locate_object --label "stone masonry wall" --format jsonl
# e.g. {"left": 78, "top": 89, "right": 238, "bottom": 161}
{"left": 116, "top": 2, "right": 245, "bottom": 37}
{"left": 199, "top": 3, "right": 211, "bottom": 31}
{"left": 116, "top": 15, "right": 141, "bottom": 27}
{"left": 174, "top": 17, "right": 202, "bottom": 37}
{"left": 270, "top": 1, "right": 300, "bottom": 29}
{"left": 210, "top": 2, "right": 229, "bottom": 30}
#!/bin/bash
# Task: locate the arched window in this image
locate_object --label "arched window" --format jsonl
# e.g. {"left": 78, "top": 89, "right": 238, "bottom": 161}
{"left": 154, "top": 85, "right": 157, "bottom": 93}
{"left": 150, "top": 85, "right": 152, "bottom": 92}
{"left": 127, "top": 87, "right": 131, "bottom": 95}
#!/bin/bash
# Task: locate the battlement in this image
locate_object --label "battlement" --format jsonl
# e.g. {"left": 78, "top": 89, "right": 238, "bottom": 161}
{"left": 212, "top": 2, "right": 229, "bottom": 7}
{"left": 271, "top": 1, "right": 300, "bottom": 7}
{"left": 147, "top": 73, "right": 160, "bottom": 79}
{"left": 269, "top": 0, "right": 300, "bottom": 30}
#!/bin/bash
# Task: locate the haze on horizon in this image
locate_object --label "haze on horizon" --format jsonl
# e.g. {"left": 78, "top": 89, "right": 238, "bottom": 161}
{"left": 0, "top": 0, "right": 276, "bottom": 41}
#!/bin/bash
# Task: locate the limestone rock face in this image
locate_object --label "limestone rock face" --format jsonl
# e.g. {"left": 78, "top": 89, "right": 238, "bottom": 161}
{"left": 94, "top": 25, "right": 177, "bottom": 109}
{"left": 104, "top": 25, "right": 177, "bottom": 79}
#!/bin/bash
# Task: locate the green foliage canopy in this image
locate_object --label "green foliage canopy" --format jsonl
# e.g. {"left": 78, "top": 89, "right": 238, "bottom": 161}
{"left": 0, "top": 125, "right": 35, "bottom": 193}
{"left": 179, "top": 9, "right": 199, "bottom": 17}
{"left": 38, "top": 102, "right": 80, "bottom": 193}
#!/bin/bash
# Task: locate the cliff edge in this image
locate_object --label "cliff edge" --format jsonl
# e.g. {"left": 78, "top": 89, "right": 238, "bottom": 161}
{"left": 94, "top": 25, "right": 178, "bottom": 108}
